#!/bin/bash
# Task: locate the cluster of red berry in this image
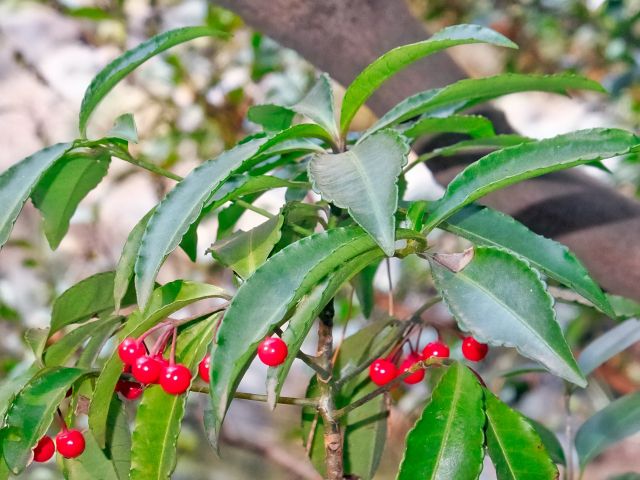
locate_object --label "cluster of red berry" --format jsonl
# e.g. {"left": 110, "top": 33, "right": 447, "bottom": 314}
{"left": 32, "top": 429, "right": 85, "bottom": 463}
{"left": 369, "top": 336, "right": 488, "bottom": 386}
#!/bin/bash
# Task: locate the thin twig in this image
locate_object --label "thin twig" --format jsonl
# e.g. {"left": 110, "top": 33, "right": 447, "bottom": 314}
{"left": 190, "top": 386, "right": 318, "bottom": 407}
{"left": 564, "top": 385, "right": 575, "bottom": 480}
{"left": 234, "top": 198, "right": 275, "bottom": 219}
{"left": 386, "top": 258, "right": 394, "bottom": 317}
{"left": 109, "top": 147, "right": 183, "bottom": 181}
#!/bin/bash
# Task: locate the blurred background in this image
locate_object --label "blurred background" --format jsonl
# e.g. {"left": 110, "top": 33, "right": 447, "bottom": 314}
{"left": 0, "top": 0, "right": 639, "bottom": 478}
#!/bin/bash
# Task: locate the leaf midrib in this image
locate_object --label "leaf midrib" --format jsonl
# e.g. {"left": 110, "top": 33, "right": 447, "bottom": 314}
{"left": 487, "top": 408, "right": 518, "bottom": 479}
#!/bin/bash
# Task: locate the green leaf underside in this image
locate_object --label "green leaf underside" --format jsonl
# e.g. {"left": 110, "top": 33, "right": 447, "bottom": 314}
{"left": 365, "top": 73, "right": 604, "bottom": 138}
{"left": 403, "top": 115, "right": 495, "bottom": 139}
{"left": 340, "top": 24, "right": 516, "bottom": 135}
{"left": 267, "top": 249, "right": 384, "bottom": 406}
{"left": 425, "top": 129, "right": 640, "bottom": 231}
{"left": 208, "top": 227, "right": 422, "bottom": 447}
{"left": 130, "top": 314, "right": 218, "bottom": 480}
{"left": 578, "top": 319, "right": 640, "bottom": 376}
{"left": 1, "top": 367, "right": 85, "bottom": 474}
{"left": 526, "top": 418, "right": 566, "bottom": 465}
{"left": 63, "top": 433, "right": 119, "bottom": 480}
{"left": 309, "top": 130, "right": 408, "bottom": 255}
{"left": 302, "top": 321, "right": 399, "bottom": 479}
{"left": 0, "top": 142, "right": 72, "bottom": 248}
{"left": 135, "top": 137, "right": 266, "bottom": 308}
{"left": 432, "top": 135, "right": 533, "bottom": 157}
{"left": 430, "top": 246, "right": 585, "bottom": 386}
{"left": 291, "top": 73, "right": 339, "bottom": 140}
{"left": 108, "top": 113, "right": 138, "bottom": 143}
{"left": 208, "top": 214, "right": 284, "bottom": 279}
{"left": 397, "top": 363, "right": 484, "bottom": 480}
{"left": 79, "top": 26, "right": 226, "bottom": 136}
{"left": 575, "top": 391, "right": 640, "bottom": 469}
{"left": 31, "top": 150, "right": 110, "bottom": 249}
{"left": 89, "top": 280, "right": 227, "bottom": 447}
{"left": 443, "top": 204, "right": 613, "bottom": 316}
{"left": 485, "top": 391, "right": 558, "bottom": 480}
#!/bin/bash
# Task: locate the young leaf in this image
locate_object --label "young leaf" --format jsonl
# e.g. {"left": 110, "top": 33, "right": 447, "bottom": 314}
{"left": 31, "top": 150, "right": 110, "bottom": 249}
{"left": 402, "top": 114, "right": 495, "bottom": 140}
{"left": 309, "top": 130, "right": 408, "bottom": 255}
{"left": 0, "top": 142, "right": 72, "bottom": 248}
{"left": 79, "top": 26, "right": 226, "bottom": 136}
{"left": 366, "top": 73, "right": 604, "bottom": 138}
{"left": 135, "top": 137, "right": 266, "bottom": 308}
{"left": 292, "top": 73, "right": 339, "bottom": 140}
{"left": 107, "top": 113, "right": 138, "bottom": 143}
{"left": 424, "top": 129, "right": 640, "bottom": 232}
{"left": 207, "top": 214, "right": 284, "bottom": 279}
{"left": 0, "top": 367, "right": 85, "bottom": 474}
{"left": 485, "top": 391, "right": 558, "bottom": 479}
{"left": 430, "top": 246, "right": 586, "bottom": 386}
{"left": 442, "top": 204, "right": 613, "bottom": 316}
{"left": 575, "top": 392, "right": 640, "bottom": 469}
{"left": 247, "top": 104, "right": 295, "bottom": 132}
{"left": 340, "top": 24, "right": 516, "bottom": 135}
{"left": 397, "top": 363, "right": 484, "bottom": 480}
{"left": 526, "top": 418, "right": 566, "bottom": 465}
{"left": 578, "top": 319, "right": 640, "bottom": 376}
{"left": 607, "top": 294, "right": 640, "bottom": 319}
{"left": 130, "top": 314, "right": 218, "bottom": 480}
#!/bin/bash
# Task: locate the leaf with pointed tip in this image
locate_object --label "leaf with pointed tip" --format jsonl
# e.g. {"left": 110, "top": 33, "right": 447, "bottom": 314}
{"left": 429, "top": 135, "right": 533, "bottom": 157}
{"left": 442, "top": 204, "right": 613, "bottom": 316}
{"left": 430, "top": 246, "right": 585, "bottom": 386}
{"left": 208, "top": 227, "right": 422, "bottom": 448}
{"left": 526, "top": 418, "right": 566, "bottom": 465}
{"left": 79, "top": 26, "right": 226, "bottom": 136}
{"left": 578, "top": 319, "right": 640, "bottom": 376}
{"left": 340, "top": 24, "right": 516, "bottom": 135}
{"left": 366, "top": 73, "right": 604, "bottom": 138}
{"left": 485, "top": 391, "right": 558, "bottom": 479}
{"left": 63, "top": 433, "right": 119, "bottom": 480}
{"left": 403, "top": 114, "right": 495, "bottom": 139}
{"left": 575, "top": 392, "right": 640, "bottom": 469}
{"left": 397, "top": 363, "right": 484, "bottom": 480}
{"left": 108, "top": 113, "right": 138, "bottom": 143}
{"left": 0, "top": 367, "right": 86, "bottom": 474}
{"left": 130, "top": 314, "right": 218, "bottom": 480}
{"left": 208, "top": 214, "right": 284, "bottom": 279}
{"left": 31, "top": 150, "right": 110, "bottom": 249}
{"left": 105, "top": 397, "right": 131, "bottom": 480}
{"left": 247, "top": 104, "right": 295, "bottom": 132}
{"left": 89, "top": 280, "right": 228, "bottom": 447}
{"left": 352, "top": 260, "right": 380, "bottom": 318}
{"left": 425, "top": 129, "right": 640, "bottom": 232}
{"left": 292, "top": 73, "right": 338, "bottom": 140}
{"left": 606, "top": 294, "right": 640, "bottom": 319}
{"left": 309, "top": 131, "right": 408, "bottom": 255}
{"left": 0, "top": 142, "right": 72, "bottom": 248}
{"left": 135, "top": 137, "right": 266, "bottom": 308}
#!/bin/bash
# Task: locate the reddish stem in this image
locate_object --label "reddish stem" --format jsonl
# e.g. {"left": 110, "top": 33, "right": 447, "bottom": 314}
{"left": 56, "top": 408, "right": 68, "bottom": 432}
{"left": 169, "top": 326, "right": 178, "bottom": 365}
{"left": 150, "top": 328, "right": 172, "bottom": 357}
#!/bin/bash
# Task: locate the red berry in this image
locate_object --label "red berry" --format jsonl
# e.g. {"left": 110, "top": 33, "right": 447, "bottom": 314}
{"left": 32, "top": 435, "right": 55, "bottom": 462}
{"left": 422, "top": 341, "right": 450, "bottom": 360}
{"left": 116, "top": 380, "right": 143, "bottom": 400}
{"left": 369, "top": 358, "right": 397, "bottom": 386}
{"left": 257, "top": 337, "right": 288, "bottom": 366}
{"left": 132, "top": 355, "right": 162, "bottom": 384}
{"left": 159, "top": 364, "right": 192, "bottom": 395}
{"left": 118, "top": 338, "right": 145, "bottom": 365}
{"left": 198, "top": 354, "right": 211, "bottom": 382}
{"left": 461, "top": 336, "right": 489, "bottom": 362}
{"left": 55, "top": 429, "right": 85, "bottom": 459}
{"left": 400, "top": 353, "right": 425, "bottom": 384}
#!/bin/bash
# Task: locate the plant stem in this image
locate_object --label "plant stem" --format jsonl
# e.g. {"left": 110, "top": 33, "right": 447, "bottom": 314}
{"left": 234, "top": 199, "right": 275, "bottom": 219}
{"left": 564, "top": 386, "right": 575, "bottom": 480}
{"left": 110, "top": 147, "right": 183, "bottom": 182}
{"left": 402, "top": 151, "right": 437, "bottom": 174}
{"left": 190, "top": 386, "right": 318, "bottom": 407}
{"left": 386, "top": 258, "right": 394, "bottom": 317}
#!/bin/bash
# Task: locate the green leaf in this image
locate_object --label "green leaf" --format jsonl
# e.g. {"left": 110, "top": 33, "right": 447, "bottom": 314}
{"left": 309, "top": 130, "right": 408, "bottom": 255}
{"left": 105, "top": 397, "right": 132, "bottom": 480}
{"left": 292, "top": 73, "right": 338, "bottom": 140}
{"left": 63, "top": 433, "right": 119, "bottom": 480}
{"left": 340, "top": 24, "right": 516, "bottom": 135}
{"left": 526, "top": 418, "right": 566, "bottom": 465}
{"left": 247, "top": 104, "right": 295, "bottom": 132}
{"left": 575, "top": 392, "right": 640, "bottom": 469}
{"left": 0, "top": 371, "right": 36, "bottom": 428}
{"left": 402, "top": 114, "right": 495, "bottom": 139}
{"left": 79, "top": 26, "right": 226, "bottom": 136}
{"left": 430, "top": 246, "right": 586, "bottom": 386}
{"left": 366, "top": 73, "right": 604, "bottom": 138}
{"left": 607, "top": 294, "right": 640, "bottom": 320}
{"left": 352, "top": 260, "right": 380, "bottom": 318}
{"left": 51, "top": 271, "right": 125, "bottom": 336}
{"left": 485, "top": 391, "right": 558, "bottom": 479}
{"left": 208, "top": 227, "right": 422, "bottom": 447}
{"left": 0, "top": 143, "right": 72, "bottom": 248}
{"left": 135, "top": 137, "right": 266, "bottom": 308}
{"left": 89, "top": 280, "right": 227, "bottom": 447}
{"left": 431, "top": 135, "right": 533, "bottom": 157}
{"left": 107, "top": 113, "right": 138, "bottom": 143}
{"left": 442, "top": 204, "right": 613, "bottom": 316}
{"left": 207, "top": 214, "right": 284, "bottom": 279}
{"left": 425, "top": 129, "right": 640, "bottom": 232}
{"left": 0, "top": 367, "right": 85, "bottom": 474}
{"left": 31, "top": 150, "right": 110, "bottom": 249}
{"left": 130, "top": 314, "right": 218, "bottom": 480}
{"left": 397, "top": 363, "right": 484, "bottom": 480}
{"left": 578, "top": 319, "right": 640, "bottom": 376}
